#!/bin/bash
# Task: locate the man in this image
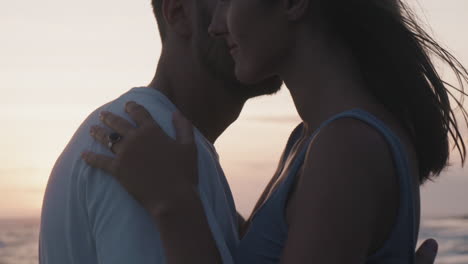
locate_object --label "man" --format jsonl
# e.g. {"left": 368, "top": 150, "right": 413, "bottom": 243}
{"left": 39, "top": 0, "right": 438, "bottom": 263}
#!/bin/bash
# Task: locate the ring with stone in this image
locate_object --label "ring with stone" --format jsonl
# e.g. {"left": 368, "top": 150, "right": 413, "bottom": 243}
{"left": 107, "top": 132, "right": 123, "bottom": 152}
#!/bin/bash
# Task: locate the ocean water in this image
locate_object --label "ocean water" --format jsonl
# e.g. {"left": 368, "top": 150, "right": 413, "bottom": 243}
{"left": 0, "top": 219, "right": 38, "bottom": 264}
{"left": 419, "top": 216, "right": 468, "bottom": 264}
{"left": 0, "top": 217, "right": 467, "bottom": 264}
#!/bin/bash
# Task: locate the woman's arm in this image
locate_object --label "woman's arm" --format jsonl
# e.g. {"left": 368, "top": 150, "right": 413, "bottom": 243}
{"left": 149, "top": 185, "right": 222, "bottom": 264}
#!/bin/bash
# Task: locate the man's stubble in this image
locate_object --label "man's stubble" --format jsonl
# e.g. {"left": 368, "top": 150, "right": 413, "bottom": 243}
{"left": 192, "top": 1, "right": 283, "bottom": 99}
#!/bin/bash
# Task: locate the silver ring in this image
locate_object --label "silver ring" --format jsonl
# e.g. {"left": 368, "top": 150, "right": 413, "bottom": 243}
{"left": 107, "top": 132, "right": 122, "bottom": 152}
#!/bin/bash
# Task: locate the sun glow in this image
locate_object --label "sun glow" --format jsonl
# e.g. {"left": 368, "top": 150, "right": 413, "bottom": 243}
{"left": 1, "top": 0, "right": 468, "bottom": 219}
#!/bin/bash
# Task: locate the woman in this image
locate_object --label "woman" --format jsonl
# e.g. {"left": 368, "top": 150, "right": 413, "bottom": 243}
{"left": 82, "top": 0, "right": 467, "bottom": 263}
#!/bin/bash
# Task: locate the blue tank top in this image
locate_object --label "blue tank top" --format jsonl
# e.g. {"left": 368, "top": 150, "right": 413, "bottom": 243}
{"left": 235, "top": 109, "right": 418, "bottom": 264}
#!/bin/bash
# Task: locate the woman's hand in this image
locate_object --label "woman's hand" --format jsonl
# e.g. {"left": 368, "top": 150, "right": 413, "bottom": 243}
{"left": 82, "top": 102, "right": 222, "bottom": 263}
{"left": 81, "top": 101, "right": 199, "bottom": 216}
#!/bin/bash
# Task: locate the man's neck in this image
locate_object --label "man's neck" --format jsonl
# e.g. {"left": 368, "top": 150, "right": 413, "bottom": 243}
{"left": 148, "top": 50, "right": 247, "bottom": 144}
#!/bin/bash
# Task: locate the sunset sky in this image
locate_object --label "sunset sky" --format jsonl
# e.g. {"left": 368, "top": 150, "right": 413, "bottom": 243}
{"left": 1, "top": 0, "right": 467, "bottom": 219}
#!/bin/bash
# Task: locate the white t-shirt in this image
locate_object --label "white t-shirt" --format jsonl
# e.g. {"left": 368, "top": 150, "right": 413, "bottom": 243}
{"left": 40, "top": 87, "right": 239, "bottom": 264}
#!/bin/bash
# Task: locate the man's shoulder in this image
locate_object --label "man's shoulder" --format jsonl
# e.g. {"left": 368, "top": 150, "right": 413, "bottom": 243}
{"left": 43, "top": 88, "right": 177, "bottom": 220}
{"left": 98, "top": 87, "right": 177, "bottom": 139}
{"left": 70, "top": 87, "right": 175, "bottom": 152}
{"left": 47, "top": 88, "right": 174, "bottom": 183}
{"left": 49, "top": 86, "right": 213, "bottom": 193}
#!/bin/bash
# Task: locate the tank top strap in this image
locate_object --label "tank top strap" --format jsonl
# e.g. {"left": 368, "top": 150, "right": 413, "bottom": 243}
{"left": 280, "top": 109, "right": 416, "bottom": 253}
{"left": 284, "top": 123, "right": 306, "bottom": 161}
{"left": 236, "top": 108, "right": 417, "bottom": 264}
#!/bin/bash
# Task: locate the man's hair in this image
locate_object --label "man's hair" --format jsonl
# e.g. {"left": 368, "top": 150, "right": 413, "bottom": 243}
{"left": 152, "top": 0, "right": 166, "bottom": 41}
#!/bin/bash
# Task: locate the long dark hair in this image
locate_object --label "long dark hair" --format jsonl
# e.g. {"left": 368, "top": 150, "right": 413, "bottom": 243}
{"left": 319, "top": 0, "right": 468, "bottom": 183}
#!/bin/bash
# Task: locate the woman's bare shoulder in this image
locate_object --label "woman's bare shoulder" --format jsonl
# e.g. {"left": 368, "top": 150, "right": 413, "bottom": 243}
{"left": 288, "top": 117, "right": 400, "bottom": 253}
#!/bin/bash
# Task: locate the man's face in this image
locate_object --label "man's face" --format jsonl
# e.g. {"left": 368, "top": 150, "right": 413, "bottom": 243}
{"left": 192, "top": 0, "right": 283, "bottom": 98}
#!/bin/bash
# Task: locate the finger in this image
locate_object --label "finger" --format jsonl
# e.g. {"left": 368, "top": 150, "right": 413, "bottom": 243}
{"left": 172, "top": 111, "right": 194, "bottom": 145}
{"left": 415, "top": 239, "right": 438, "bottom": 264}
{"left": 125, "top": 101, "right": 155, "bottom": 127}
{"left": 99, "top": 111, "right": 135, "bottom": 135}
{"left": 90, "top": 126, "right": 124, "bottom": 153}
{"left": 81, "top": 152, "right": 116, "bottom": 174}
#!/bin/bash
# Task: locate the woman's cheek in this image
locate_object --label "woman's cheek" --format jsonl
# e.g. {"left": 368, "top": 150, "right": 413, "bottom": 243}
{"left": 229, "top": 0, "right": 255, "bottom": 36}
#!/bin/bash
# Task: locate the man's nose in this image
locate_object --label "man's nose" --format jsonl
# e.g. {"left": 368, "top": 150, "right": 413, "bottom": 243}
{"left": 208, "top": 22, "right": 225, "bottom": 38}
{"left": 208, "top": 5, "right": 228, "bottom": 38}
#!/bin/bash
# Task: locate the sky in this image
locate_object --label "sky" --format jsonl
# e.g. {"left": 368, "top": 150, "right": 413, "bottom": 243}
{"left": 0, "top": 0, "right": 467, "bottom": 219}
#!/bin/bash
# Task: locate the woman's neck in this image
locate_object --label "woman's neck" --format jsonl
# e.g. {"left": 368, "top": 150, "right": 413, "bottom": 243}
{"left": 279, "top": 27, "right": 371, "bottom": 134}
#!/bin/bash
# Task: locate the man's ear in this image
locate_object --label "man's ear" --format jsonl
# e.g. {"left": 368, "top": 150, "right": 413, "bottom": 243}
{"left": 284, "top": 0, "right": 310, "bottom": 21}
{"left": 162, "top": 0, "right": 192, "bottom": 38}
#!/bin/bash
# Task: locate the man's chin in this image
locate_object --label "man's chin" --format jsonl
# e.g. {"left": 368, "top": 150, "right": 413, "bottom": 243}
{"left": 241, "top": 76, "right": 284, "bottom": 99}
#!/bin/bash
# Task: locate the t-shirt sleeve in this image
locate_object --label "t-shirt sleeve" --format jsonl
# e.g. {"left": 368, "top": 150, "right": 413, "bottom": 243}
{"left": 80, "top": 163, "right": 167, "bottom": 263}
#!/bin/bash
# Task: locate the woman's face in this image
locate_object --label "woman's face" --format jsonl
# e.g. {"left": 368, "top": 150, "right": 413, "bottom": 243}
{"left": 210, "top": 0, "right": 292, "bottom": 84}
